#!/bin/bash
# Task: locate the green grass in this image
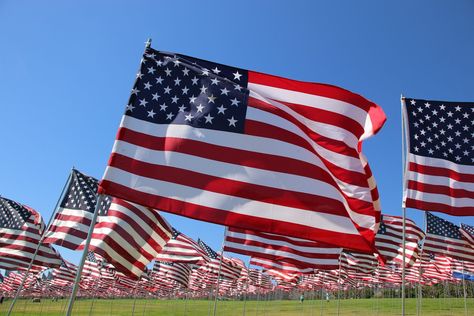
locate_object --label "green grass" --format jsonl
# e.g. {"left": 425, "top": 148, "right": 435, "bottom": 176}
{"left": 0, "top": 297, "right": 472, "bottom": 315}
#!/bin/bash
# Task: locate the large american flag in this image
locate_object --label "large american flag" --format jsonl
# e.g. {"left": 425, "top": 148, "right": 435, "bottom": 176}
{"left": 43, "top": 169, "right": 108, "bottom": 249}
{"left": 152, "top": 261, "right": 192, "bottom": 288}
{"left": 0, "top": 196, "right": 62, "bottom": 270}
{"left": 423, "top": 212, "right": 474, "bottom": 262}
{"left": 403, "top": 98, "right": 474, "bottom": 216}
{"left": 155, "top": 228, "right": 209, "bottom": 264}
{"left": 99, "top": 47, "right": 386, "bottom": 252}
{"left": 223, "top": 227, "right": 341, "bottom": 270}
{"left": 79, "top": 197, "right": 172, "bottom": 279}
{"left": 375, "top": 214, "right": 425, "bottom": 267}
{"left": 249, "top": 257, "right": 314, "bottom": 274}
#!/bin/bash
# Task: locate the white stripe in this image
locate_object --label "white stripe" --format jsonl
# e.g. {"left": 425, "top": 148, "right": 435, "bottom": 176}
{"left": 103, "top": 166, "right": 362, "bottom": 235}
{"left": 43, "top": 231, "right": 84, "bottom": 246}
{"left": 407, "top": 171, "right": 474, "bottom": 191}
{"left": 409, "top": 153, "right": 474, "bottom": 175}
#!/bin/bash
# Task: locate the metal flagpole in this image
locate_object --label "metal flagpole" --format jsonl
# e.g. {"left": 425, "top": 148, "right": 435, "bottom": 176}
{"left": 212, "top": 228, "right": 227, "bottom": 316}
{"left": 400, "top": 94, "right": 409, "bottom": 316}
{"left": 416, "top": 213, "right": 427, "bottom": 316}
{"left": 131, "top": 278, "right": 141, "bottom": 316}
{"left": 65, "top": 193, "right": 104, "bottom": 316}
{"left": 337, "top": 253, "right": 342, "bottom": 316}
{"left": 6, "top": 169, "right": 73, "bottom": 316}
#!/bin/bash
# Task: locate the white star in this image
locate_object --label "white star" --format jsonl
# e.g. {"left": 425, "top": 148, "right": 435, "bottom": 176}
{"left": 147, "top": 109, "right": 156, "bottom": 118}
{"left": 196, "top": 104, "right": 205, "bottom": 113}
{"left": 189, "top": 95, "right": 197, "bottom": 103}
{"left": 126, "top": 104, "right": 135, "bottom": 112}
{"left": 172, "top": 59, "right": 180, "bottom": 66}
{"left": 156, "top": 60, "right": 163, "bottom": 67}
{"left": 152, "top": 93, "right": 160, "bottom": 101}
{"left": 233, "top": 71, "right": 242, "bottom": 80}
{"left": 178, "top": 105, "right": 187, "bottom": 112}
{"left": 131, "top": 88, "right": 140, "bottom": 95}
{"left": 182, "top": 86, "right": 189, "bottom": 94}
{"left": 166, "top": 112, "right": 174, "bottom": 120}
{"left": 211, "top": 78, "right": 220, "bottom": 85}
{"left": 202, "top": 69, "right": 210, "bottom": 76}
{"left": 136, "top": 72, "right": 143, "bottom": 79}
{"left": 217, "top": 105, "right": 227, "bottom": 114}
{"left": 410, "top": 100, "right": 416, "bottom": 105}
{"left": 164, "top": 86, "right": 172, "bottom": 94}
{"left": 182, "top": 68, "right": 190, "bottom": 76}
{"left": 228, "top": 116, "right": 238, "bottom": 127}
{"left": 447, "top": 111, "right": 453, "bottom": 117}
{"left": 220, "top": 88, "right": 230, "bottom": 95}
{"left": 160, "top": 103, "right": 167, "bottom": 111}
{"left": 207, "top": 94, "right": 217, "bottom": 104}
{"left": 171, "top": 96, "right": 179, "bottom": 103}
{"left": 139, "top": 99, "right": 148, "bottom": 107}
{"left": 174, "top": 77, "right": 181, "bottom": 86}
{"left": 212, "top": 67, "right": 221, "bottom": 74}
{"left": 156, "top": 76, "right": 164, "bottom": 84}
{"left": 204, "top": 113, "right": 214, "bottom": 123}
{"left": 424, "top": 102, "right": 431, "bottom": 108}
{"left": 455, "top": 105, "right": 461, "bottom": 111}
{"left": 230, "top": 98, "right": 240, "bottom": 106}
{"left": 234, "top": 84, "right": 242, "bottom": 91}
{"left": 144, "top": 82, "right": 152, "bottom": 90}
{"left": 191, "top": 77, "right": 199, "bottom": 85}
{"left": 200, "top": 85, "right": 208, "bottom": 94}
{"left": 164, "top": 68, "right": 172, "bottom": 76}
{"left": 147, "top": 67, "right": 156, "bottom": 74}
{"left": 185, "top": 113, "right": 194, "bottom": 121}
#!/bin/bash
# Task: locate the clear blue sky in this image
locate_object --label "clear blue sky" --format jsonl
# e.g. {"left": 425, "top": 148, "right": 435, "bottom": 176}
{"left": 1, "top": 1, "right": 473, "bottom": 265}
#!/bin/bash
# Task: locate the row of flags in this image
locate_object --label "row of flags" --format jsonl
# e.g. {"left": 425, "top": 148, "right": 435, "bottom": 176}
{"left": 1, "top": 44, "right": 473, "bottom": 303}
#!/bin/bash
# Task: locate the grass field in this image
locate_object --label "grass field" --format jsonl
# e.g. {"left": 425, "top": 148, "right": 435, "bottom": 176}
{"left": 0, "top": 297, "right": 472, "bottom": 315}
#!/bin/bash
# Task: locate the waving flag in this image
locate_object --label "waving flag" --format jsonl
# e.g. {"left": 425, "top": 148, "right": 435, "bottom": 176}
{"left": 198, "top": 239, "right": 241, "bottom": 280}
{"left": 98, "top": 47, "right": 386, "bottom": 252}
{"left": 224, "top": 227, "right": 341, "bottom": 270}
{"left": 460, "top": 223, "right": 474, "bottom": 247}
{"left": 155, "top": 228, "right": 209, "bottom": 264}
{"left": 403, "top": 98, "right": 474, "bottom": 216}
{"left": 423, "top": 212, "right": 474, "bottom": 262}
{"left": 0, "top": 196, "right": 62, "bottom": 270}
{"left": 375, "top": 214, "right": 425, "bottom": 267}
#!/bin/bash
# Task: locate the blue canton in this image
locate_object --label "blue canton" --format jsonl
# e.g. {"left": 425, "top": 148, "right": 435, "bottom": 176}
{"left": 406, "top": 98, "right": 474, "bottom": 165}
{"left": 60, "top": 169, "right": 111, "bottom": 215}
{"left": 125, "top": 48, "right": 249, "bottom": 133}
{"left": 0, "top": 197, "right": 31, "bottom": 229}
{"left": 198, "top": 239, "right": 218, "bottom": 259}
{"left": 461, "top": 223, "right": 474, "bottom": 237}
{"left": 426, "top": 212, "right": 462, "bottom": 239}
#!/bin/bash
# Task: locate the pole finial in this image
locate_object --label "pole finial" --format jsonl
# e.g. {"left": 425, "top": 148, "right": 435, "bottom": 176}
{"left": 145, "top": 38, "right": 152, "bottom": 49}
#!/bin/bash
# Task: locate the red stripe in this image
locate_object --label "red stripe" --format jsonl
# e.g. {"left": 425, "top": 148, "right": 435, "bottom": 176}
{"left": 99, "top": 180, "right": 374, "bottom": 252}
{"left": 405, "top": 198, "right": 474, "bottom": 216}
{"left": 50, "top": 212, "right": 92, "bottom": 226}
{"left": 248, "top": 71, "right": 386, "bottom": 135}
{"left": 409, "top": 162, "right": 474, "bottom": 183}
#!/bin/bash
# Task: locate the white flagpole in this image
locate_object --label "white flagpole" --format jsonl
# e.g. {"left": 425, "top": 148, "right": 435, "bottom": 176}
{"left": 400, "top": 94, "right": 409, "bottom": 316}
{"left": 461, "top": 260, "right": 468, "bottom": 316}
{"left": 5, "top": 169, "right": 73, "bottom": 316}
{"left": 65, "top": 193, "right": 104, "bottom": 316}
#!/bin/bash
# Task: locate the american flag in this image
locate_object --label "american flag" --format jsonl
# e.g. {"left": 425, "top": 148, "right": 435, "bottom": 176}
{"left": 403, "top": 98, "right": 474, "bottom": 216}
{"left": 224, "top": 227, "right": 341, "bottom": 270}
{"left": 423, "top": 212, "right": 474, "bottom": 262}
{"left": 460, "top": 223, "right": 474, "bottom": 247}
{"left": 98, "top": 47, "right": 386, "bottom": 252}
{"left": 339, "top": 250, "right": 377, "bottom": 274}
{"left": 51, "top": 259, "right": 77, "bottom": 286}
{"left": 197, "top": 239, "right": 241, "bottom": 280}
{"left": 375, "top": 214, "right": 425, "bottom": 267}
{"left": 0, "top": 196, "right": 62, "bottom": 270}
{"left": 155, "top": 228, "right": 209, "bottom": 264}
{"left": 43, "top": 169, "right": 110, "bottom": 250}
{"left": 152, "top": 261, "right": 192, "bottom": 288}
{"left": 79, "top": 197, "right": 172, "bottom": 279}
{"left": 249, "top": 257, "right": 314, "bottom": 274}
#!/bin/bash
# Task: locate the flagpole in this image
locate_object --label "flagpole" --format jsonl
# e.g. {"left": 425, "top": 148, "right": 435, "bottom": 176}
{"left": 212, "top": 227, "right": 227, "bottom": 316}
{"left": 65, "top": 193, "right": 104, "bottom": 316}
{"left": 5, "top": 169, "right": 73, "bottom": 316}
{"left": 400, "top": 94, "right": 409, "bottom": 316}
